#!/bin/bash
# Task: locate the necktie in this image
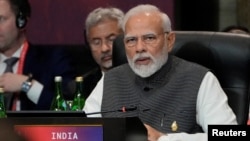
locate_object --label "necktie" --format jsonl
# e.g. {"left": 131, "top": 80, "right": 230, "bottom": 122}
{"left": 4, "top": 57, "right": 19, "bottom": 73}
{"left": 3, "top": 57, "right": 19, "bottom": 110}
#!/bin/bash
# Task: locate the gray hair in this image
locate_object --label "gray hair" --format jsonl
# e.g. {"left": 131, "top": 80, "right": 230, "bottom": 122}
{"left": 122, "top": 4, "right": 172, "bottom": 32}
{"left": 85, "top": 7, "right": 124, "bottom": 36}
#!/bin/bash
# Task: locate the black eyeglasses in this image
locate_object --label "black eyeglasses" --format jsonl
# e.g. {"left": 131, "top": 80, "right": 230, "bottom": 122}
{"left": 124, "top": 32, "right": 169, "bottom": 48}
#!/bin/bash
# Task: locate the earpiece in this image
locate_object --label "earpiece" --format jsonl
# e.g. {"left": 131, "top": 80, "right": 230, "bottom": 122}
{"left": 16, "top": 11, "right": 27, "bottom": 29}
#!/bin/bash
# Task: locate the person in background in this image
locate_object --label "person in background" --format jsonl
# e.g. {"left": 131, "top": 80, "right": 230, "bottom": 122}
{"left": 81, "top": 7, "right": 124, "bottom": 113}
{"left": 222, "top": 25, "right": 250, "bottom": 35}
{"left": 84, "top": 4, "right": 237, "bottom": 141}
{"left": 0, "top": 0, "right": 76, "bottom": 110}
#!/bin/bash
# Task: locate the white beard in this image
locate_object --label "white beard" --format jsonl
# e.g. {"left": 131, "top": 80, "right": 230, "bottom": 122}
{"left": 127, "top": 47, "right": 169, "bottom": 78}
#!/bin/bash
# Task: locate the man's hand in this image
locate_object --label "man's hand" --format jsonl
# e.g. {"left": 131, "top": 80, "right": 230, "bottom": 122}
{"left": 144, "top": 124, "right": 165, "bottom": 141}
{"left": 0, "top": 73, "right": 28, "bottom": 93}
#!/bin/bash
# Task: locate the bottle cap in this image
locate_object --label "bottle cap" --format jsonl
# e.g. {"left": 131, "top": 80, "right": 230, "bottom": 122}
{"left": 76, "top": 76, "right": 83, "bottom": 82}
{"left": 54, "top": 76, "right": 62, "bottom": 82}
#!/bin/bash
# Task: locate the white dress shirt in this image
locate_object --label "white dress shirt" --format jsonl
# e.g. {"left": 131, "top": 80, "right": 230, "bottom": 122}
{"left": 0, "top": 45, "right": 43, "bottom": 110}
{"left": 83, "top": 72, "right": 104, "bottom": 117}
{"left": 83, "top": 71, "right": 237, "bottom": 141}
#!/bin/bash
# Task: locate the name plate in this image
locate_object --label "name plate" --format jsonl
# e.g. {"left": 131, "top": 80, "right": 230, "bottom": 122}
{"left": 5, "top": 116, "right": 142, "bottom": 141}
{"left": 15, "top": 124, "right": 103, "bottom": 141}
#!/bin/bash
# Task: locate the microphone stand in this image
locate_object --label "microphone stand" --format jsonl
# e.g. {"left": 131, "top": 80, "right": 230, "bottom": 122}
{"left": 85, "top": 105, "right": 138, "bottom": 116}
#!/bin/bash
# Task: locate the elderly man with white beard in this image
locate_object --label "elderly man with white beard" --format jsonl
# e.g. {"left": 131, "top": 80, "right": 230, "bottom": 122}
{"left": 83, "top": 4, "right": 237, "bottom": 141}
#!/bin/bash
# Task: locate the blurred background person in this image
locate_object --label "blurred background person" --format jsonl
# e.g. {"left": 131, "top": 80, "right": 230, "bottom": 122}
{"left": 74, "top": 7, "right": 124, "bottom": 108}
{"left": 0, "top": 0, "right": 76, "bottom": 110}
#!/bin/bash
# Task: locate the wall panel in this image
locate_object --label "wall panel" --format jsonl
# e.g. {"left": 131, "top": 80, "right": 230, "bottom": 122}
{"left": 27, "top": 0, "right": 174, "bottom": 45}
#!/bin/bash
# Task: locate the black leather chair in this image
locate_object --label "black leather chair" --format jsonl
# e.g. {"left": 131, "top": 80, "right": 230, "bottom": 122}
{"left": 112, "top": 31, "right": 250, "bottom": 125}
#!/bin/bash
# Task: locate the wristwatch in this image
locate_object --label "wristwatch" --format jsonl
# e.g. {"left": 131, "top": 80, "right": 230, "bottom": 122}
{"left": 21, "top": 74, "right": 33, "bottom": 93}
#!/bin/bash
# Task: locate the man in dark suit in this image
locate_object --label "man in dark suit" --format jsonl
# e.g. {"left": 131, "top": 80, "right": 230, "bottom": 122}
{"left": 0, "top": 0, "right": 76, "bottom": 110}
{"left": 80, "top": 7, "right": 124, "bottom": 99}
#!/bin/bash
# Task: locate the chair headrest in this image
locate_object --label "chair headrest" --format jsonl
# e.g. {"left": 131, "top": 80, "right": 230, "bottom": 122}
{"left": 112, "top": 34, "right": 127, "bottom": 67}
{"left": 112, "top": 31, "right": 250, "bottom": 124}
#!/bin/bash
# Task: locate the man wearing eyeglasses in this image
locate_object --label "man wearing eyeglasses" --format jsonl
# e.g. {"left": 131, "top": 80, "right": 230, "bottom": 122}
{"left": 85, "top": 7, "right": 124, "bottom": 73}
{"left": 84, "top": 4, "right": 237, "bottom": 141}
{"left": 81, "top": 7, "right": 124, "bottom": 115}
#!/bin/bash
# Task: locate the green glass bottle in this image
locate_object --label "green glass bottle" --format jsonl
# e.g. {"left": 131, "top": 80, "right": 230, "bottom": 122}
{"left": 71, "top": 76, "right": 85, "bottom": 111}
{"left": 50, "top": 76, "right": 66, "bottom": 111}
{"left": 0, "top": 87, "right": 7, "bottom": 118}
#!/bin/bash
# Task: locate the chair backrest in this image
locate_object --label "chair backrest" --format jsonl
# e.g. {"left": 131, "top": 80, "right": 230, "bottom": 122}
{"left": 112, "top": 31, "right": 250, "bottom": 125}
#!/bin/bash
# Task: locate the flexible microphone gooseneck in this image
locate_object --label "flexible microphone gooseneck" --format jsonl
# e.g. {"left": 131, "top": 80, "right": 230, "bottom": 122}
{"left": 85, "top": 105, "right": 140, "bottom": 116}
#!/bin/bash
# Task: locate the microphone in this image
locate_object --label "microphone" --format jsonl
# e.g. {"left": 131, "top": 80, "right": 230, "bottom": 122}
{"left": 117, "top": 105, "right": 138, "bottom": 112}
{"left": 85, "top": 105, "right": 138, "bottom": 116}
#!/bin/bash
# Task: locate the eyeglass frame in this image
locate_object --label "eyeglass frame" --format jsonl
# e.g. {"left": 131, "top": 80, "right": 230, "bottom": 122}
{"left": 89, "top": 34, "right": 117, "bottom": 49}
{"left": 124, "top": 32, "right": 169, "bottom": 48}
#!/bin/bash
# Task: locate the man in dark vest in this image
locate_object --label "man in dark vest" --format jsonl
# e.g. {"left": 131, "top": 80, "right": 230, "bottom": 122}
{"left": 84, "top": 4, "right": 237, "bottom": 141}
